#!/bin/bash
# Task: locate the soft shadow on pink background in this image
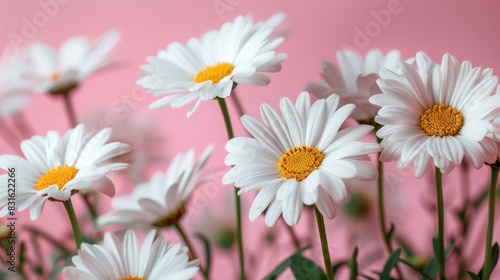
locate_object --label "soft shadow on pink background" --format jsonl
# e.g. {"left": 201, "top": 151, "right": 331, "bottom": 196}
{"left": 1, "top": 0, "right": 500, "bottom": 279}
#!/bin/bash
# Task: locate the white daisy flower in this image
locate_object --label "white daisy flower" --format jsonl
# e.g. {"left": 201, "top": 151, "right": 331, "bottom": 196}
{"left": 97, "top": 145, "right": 214, "bottom": 230}
{"left": 306, "top": 49, "right": 401, "bottom": 122}
{"left": 0, "top": 48, "right": 32, "bottom": 118}
{"left": 23, "top": 30, "right": 120, "bottom": 94}
{"left": 136, "top": 13, "right": 287, "bottom": 117}
{"left": 222, "top": 92, "right": 381, "bottom": 227}
{"left": 0, "top": 124, "right": 129, "bottom": 220}
{"left": 63, "top": 229, "right": 199, "bottom": 280}
{"left": 370, "top": 51, "right": 500, "bottom": 178}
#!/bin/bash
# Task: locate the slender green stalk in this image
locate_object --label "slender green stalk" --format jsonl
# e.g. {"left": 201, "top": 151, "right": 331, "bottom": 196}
{"left": 435, "top": 167, "right": 445, "bottom": 279}
{"left": 63, "top": 199, "right": 83, "bottom": 250}
{"left": 175, "top": 223, "right": 209, "bottom": 280}
{"left": 82, "top": 194, "right": 98, "bottom": 221}
{"left": 283, "top": 219, "right": 301, "bottom": 250}
{"left": 314, "top": 206, "right": 335, "bottom": 280}
{"left": 217, "top": 97, "right": 245, "bottom": 280}
{"left": 482, "top": 165, "right": 499, "bottom": 280}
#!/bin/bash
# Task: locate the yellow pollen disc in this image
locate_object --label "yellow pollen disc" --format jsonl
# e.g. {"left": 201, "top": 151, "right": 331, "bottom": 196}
{"left": 118, "top": 276, "right": 145, "bottom": 280}
{"left": 35, "top": 165, "right": 79, "bottom": 191}
{"left": 193, "top": 62, "right": 234, "bottom": 84}
{"left": 277, "top": 146, "right": 324, "bottom": 182}
{"left": 420, "top": 104, "right": 463, "bottom": 137}
{"left": 49, "top": 71, "right": 61, "bottom": 81}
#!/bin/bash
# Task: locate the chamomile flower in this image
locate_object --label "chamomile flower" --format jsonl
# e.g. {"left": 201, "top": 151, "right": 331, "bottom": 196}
{"left": 136, "top": 13, "right": 287, "bottom": 116}
{"left": 0, "top": 48, "right": 32, "bottom": 118}
{"left": 63, "top": 229, "right": 199, "bottom": 280}
{"left": 370, "top": 52, "right": 500, "bottom": 178}
{"left": 306, "top": 49, "right": 401, "bottom": 122}
{"left": 222, "top": 92, "right": 381, "bottom": 227}
{"left": 24, "top": 30, "right": 120, "bottom": 94}
{"left": 97, "top": 145, "right": 214, "bottom": 230}
{"left": 0, "top": 124, "right": 129, "bottom": 220}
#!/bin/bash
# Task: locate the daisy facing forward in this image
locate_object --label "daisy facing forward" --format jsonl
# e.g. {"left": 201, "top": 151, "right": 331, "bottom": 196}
{"left": 136, "top": 13, "right": 287, "bottom": 116}
{"left": 0, "top": 124, "right": 129, "bottom": 220}
{"left": 63, "top": 229, "right": 200, "bottom": 280}
{"left": 306, "top": 49, "right": 401, "bottom": 122}
{"left": 370, "top": 51, "right": 500, "bottom": 178}
{"left": 97, "top": 145, "right": 214, "bottom": 231}
{"left": 222, "top": 92, "right": 381, "bottom": 227}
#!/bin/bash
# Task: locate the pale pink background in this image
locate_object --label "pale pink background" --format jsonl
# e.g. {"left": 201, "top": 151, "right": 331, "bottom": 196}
{"left": 1, "top": 0, "right": 500, "bottom": 279}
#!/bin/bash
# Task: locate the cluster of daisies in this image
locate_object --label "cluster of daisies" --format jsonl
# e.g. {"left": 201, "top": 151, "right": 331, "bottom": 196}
{"left": 1, "top": 10, "right": 500, "bottom": 280}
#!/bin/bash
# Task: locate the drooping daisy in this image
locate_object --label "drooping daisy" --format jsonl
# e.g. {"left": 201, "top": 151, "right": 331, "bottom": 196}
{"left": 222, "top": 92, "right": 381, "bottom": 227}
{"left": 23, "top": 30, "right": 120, "bottom": 95}
{"left": 97, "top": 145, "right": 214, "bottom": 230}
{"left": 0, "top": 124, "right": 129, "bottom": 220}
{"left": 63, "top": 229, "right": 199, "bottom": 280}
{"left": 136, "top": 13, "right": 287, "bottom": 116}
{"left": 370, "top": 51, "right": 500, "bottom": 178}
{"left": 305, "top": 49, "right": 401, "bottom": 122}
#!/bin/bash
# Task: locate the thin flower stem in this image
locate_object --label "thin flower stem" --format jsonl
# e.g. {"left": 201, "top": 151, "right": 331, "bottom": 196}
{"left": 174, "top": 223, "right": 209, "bottom": 280}
{"left": 282, "top": 218, "right": 301, "bottom": 250}
{"left": 482, "top": 164, "right": 499, "bottom": 280}
{"left": 230, "top": 90, "right": 246, "bottom": 119}
{"left": 377, "top": 158, "right": 404, "bottom": 279}
{"left": 62, "top": 93, "right": 78, "bottom": 127}
{"left": 13, "top": 112, "right": 35, "bottom": 138}
{"left": 217, "top": 97, "right": 246, "bottom": 280}
{"left": 63, "top": 199, "right": 83, "bottom": 250}
{"left": 82, "top": 194, "right": 98, "bottom": 221}
{"left": 435, "top": 167, "right": 446, "bottom": 279}
{"left": 314, "top": 206, "right": 334, "bottom": 280}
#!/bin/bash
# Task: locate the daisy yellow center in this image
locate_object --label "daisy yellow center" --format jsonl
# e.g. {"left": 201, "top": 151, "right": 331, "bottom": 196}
{"left": 420, "top": 104, "right": 463, "bottom": 137}
{"left": 35, "top": 165, "right": 79, "bottom": 191}
{"left": 276, "top": 146, "right": 324, "bottom": 182}
{"left": 193, "top": 62, "right": 234, "bottom": 84}
{"left": 118, "top": 276, "right": 145, "bottom": 280}
{"left": 49, "top": 71, "right": 61, "bottom": 81}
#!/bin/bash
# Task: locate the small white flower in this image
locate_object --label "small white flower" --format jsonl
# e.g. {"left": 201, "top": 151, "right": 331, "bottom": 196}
{"left": 23, "top": 30, "right": 120, "bottom": 94}
{"left": 136, "top": 13, "right": 287, "bottom": 116}
{"left": 0, "top": 124, "right": 129, "bottom": 220}
{"left": 0, "top": 48, "right": 32, "bottom": 118}
{"left": 63, "top": 229, "right": 199, "bottom": 280}
{"left": 98, "top": 145, "right": 214, "bottom": 230}
{"left": 306, "top": 49, "right": 401, "bottom": 121}
{"left": 223, "top": 92, "right": 381, "bottom": 227}
{"left": 370, "top": 51, "right": 500, "bottom": 178}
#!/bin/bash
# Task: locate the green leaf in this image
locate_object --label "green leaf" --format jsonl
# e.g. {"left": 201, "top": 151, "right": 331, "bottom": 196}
{"left": 290, "top": 255, "right": 326, "bottom": 280}
{"left": 387, "top": 224, "right": 395, "bottom": 240}
{"left": 194, "top": 233, "right": 212, "bottom": 276}
{"left": 466, "top": 271, "right": 480, "bottom": 280}
{"left": 478, "top": 242, "right": 499, "bottom": 279}
{"left": 263, "top": 246, "right": 312, "bottom": 280}
{"left": 422, "top": 239, "right": 455, "bottom": 280}
{"left": 379, "top": 249, "right": 401, "bottom": 279}
{"left": 396, "top": 239, "right": 415, "bottom": 259}
{"left": 347, "top": 247, "right": 358, "bottom": 280}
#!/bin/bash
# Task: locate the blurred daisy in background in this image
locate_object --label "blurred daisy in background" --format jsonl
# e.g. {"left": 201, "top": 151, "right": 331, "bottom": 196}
{"left": 0, "top": 124, "right": 129, "bottom": 220}
{"left": 22, "top": 30, "right": 120, "bottom": 95}
{"left": 306, "top": 49, "right": 401, "bottom": 122}
{"left": 223, "top": 92, "right": 381, "bottom": 226}
{"left": 136, "top": 13, "right": 287, "bottom": 116}
{"left": 370, "top": 52, "right": 500, "bottom": 178}
{"left": 98, "top": 145, "right": 214, "bottom": 230}
{"left": 63, "top": 229, "right": 199, "bottom": 280}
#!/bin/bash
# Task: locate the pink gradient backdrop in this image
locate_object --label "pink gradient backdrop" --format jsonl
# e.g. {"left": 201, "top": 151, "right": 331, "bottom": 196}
{"left": 1, "top": 0, "right": 500, "bottom": 279}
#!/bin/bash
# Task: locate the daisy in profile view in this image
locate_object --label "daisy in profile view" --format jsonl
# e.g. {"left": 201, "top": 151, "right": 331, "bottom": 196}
{"left": 136, "top": 13, "right": 287, "bottom": 116}
{"left": 223, "top": 92, "right": 381, "bottom": 226}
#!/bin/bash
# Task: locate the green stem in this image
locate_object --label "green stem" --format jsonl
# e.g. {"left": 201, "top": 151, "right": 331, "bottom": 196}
{"left": 62, "top": 93, "right": 78, "bottom": 127}
{"left": 81, "top": 194, "right": 98, "bottom": 222}
{"left": 283, "top": 219, "right": 301, "bottom": 250}
{"left": 314, "top": 206, "right": 335, "bottom": 280}
{"left": 482, "top": 165, "right": 499, "bottom": 280}
{"left": 217, "top": 97, "right": 245, "bottom": 280}
{"left": 175, "top": 223, "right": 209, "bottom": 280}
{"left": 63, "top": 199, "right": 83, "bottom": 250}
{"left": 435, "top": 167, "right": 445, "bottom": 279}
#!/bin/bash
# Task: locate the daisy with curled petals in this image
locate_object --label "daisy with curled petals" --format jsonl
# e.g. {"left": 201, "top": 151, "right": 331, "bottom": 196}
{"left": 24, "top": 30, "right": 120, "bottom": 95}
{"left": 63, "top": 229, "right": 200, "bottom": 280}
{"left": 222, "top": 92, "right": 381, "bottom": 226}
{"left": 97, "top": 145, "right": 213, "bottom": 231}
{"left": 0, "top": 124, "right": 129, "bottom": 221}
{"left": 370, "top": 51, "right": 500, "bottom": 178}
{"left": 136, "top": 13, "right": 287, "bottom": 116}
{"left": 306, "top": 49, "right": 401, "bottom": 122}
